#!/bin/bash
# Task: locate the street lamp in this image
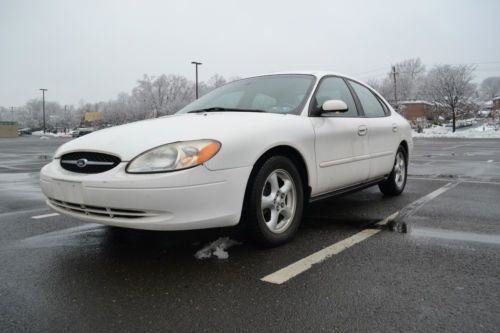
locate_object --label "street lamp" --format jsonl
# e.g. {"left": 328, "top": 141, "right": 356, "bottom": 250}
{"left": 40, "top": 88, "right": 48, "bottom": 133}
{"left": 191, "top": 61, "right": 202, "bottom": 99}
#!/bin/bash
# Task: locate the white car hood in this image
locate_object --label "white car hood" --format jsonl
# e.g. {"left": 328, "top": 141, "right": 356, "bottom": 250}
{"left": 55, "top": 112, "right": 304, "bottom": 162}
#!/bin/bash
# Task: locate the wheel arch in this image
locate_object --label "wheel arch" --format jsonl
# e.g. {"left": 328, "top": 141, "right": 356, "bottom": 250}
{"left": 246, "top": 145, "right": 312, "bottom": 202}
{"left": 399, "top": 140, "right": 409, "bottom": 162}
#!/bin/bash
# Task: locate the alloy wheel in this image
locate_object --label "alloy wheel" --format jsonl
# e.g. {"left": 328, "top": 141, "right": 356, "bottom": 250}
{"left": 260, "top": 169, "right": 297, "bottom": 234}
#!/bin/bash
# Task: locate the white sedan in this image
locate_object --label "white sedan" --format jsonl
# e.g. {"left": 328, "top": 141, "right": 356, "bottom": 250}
{"left": 40, "top": 71, "right": 412, "bottom": 245}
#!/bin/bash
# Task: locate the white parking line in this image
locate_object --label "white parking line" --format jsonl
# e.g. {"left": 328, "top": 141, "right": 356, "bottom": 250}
{"left": 261, "top": 183, "right": 457, "bottom": 285}
{"left": 31, "top": 213, "right": 59, "bottom": 220}
{"left": 408, "top": 176, "right": 500, "bottom": 186}
{"left": 261, "top": 228, "right": 382, "bottom": 284}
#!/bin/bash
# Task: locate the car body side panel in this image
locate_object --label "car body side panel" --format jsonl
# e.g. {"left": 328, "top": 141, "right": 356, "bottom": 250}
{"left": 310, "top": 117, "right": 370, "bottom": 194}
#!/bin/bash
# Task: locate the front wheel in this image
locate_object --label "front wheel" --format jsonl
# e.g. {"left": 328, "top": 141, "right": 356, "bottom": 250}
{"left": 242, "top": 156, "right": 304, "bottom": 246}
{"left": 378, "top": 146, "right": 407, "bottom": 196}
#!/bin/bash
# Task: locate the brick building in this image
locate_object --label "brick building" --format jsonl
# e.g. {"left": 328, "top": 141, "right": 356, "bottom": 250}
{"left": 493, "top": 96, "right": 500, "bottom": 112}
{"left": 0, "top": 121, "right": 19, "bottom": 138}
{"left": 398, "top": 101, "right": 436, "bottom": 122}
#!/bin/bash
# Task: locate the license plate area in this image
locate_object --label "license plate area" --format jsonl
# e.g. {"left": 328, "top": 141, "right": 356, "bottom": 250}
{"left": 52, "top": 180, "right": 84, "bottom": 203}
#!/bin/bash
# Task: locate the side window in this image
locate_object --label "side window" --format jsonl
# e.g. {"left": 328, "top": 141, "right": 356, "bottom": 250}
{"left": 378, "top": 97, "right": 391, "bottom": 115}
{"left": 313, "top": 77, "right": 358, "bottom": 117}
{"left": 349, "top": 81, "right": 386, "bottom": 117}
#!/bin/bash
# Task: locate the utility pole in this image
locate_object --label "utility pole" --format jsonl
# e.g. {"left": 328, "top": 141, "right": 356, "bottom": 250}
{"left": 10, "top": 106, "right": 14, "bottom": 122}
{"left": 191, "top": 61, "right": 202, "bottom": 99}
{"left": 40, "top": 88, "right": 48, "bottom": 133}
{"left": 391, "top": 65, "right": 399, "bottom": 111}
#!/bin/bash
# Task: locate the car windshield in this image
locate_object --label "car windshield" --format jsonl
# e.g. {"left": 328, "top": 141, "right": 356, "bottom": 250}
{"left": 177, "top": 74, "right": 316, "bottom": 115}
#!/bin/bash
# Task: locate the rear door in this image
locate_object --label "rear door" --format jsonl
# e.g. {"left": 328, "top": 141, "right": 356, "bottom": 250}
{"left": 309, "top": 76, "right": 370, "bottom": 195}
{"left": 347, "top": 80, "right": 398, "bottom": 179}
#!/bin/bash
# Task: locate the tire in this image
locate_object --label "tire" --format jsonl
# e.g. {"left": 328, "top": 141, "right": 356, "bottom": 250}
{"left": 378, "top": 146, "right": 407, "bottom": 196}
{"left": 241, "top": 156, "right": 304, "bottom": 246}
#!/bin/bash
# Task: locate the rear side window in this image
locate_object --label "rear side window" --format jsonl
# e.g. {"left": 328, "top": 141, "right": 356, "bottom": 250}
{"left": 349, "top": 81, "right": 387, "bottom": 117}
{"left": 378, "top": 97, "right": 391, "bottom": 115}
{"left": 312, "top": 77, "right": 358, "bottom": 117}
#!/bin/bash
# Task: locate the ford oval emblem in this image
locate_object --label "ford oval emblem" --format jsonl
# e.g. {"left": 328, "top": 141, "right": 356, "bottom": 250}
{"left": 76, "top": 158, "right": 88, "bottom": 168}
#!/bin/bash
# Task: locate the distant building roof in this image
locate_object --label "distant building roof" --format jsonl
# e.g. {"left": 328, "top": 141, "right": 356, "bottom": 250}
{"left": 398, "top": 100, "right": 434, "bottom": 106}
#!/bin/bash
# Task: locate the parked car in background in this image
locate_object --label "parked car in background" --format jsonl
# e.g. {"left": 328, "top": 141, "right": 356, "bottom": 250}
{"left": 71, "top": 128, "right": 94, "bottom": 138}
{"left": 17, "top": 128, "right": 32, "bottom": 136}
{"left": 40, "top": 71, "right": 412, "bottom": 246}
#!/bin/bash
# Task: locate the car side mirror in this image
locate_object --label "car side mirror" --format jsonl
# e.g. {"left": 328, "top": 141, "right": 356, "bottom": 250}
{"left": 321, "top": 100, "right": 348, "bottom": 113}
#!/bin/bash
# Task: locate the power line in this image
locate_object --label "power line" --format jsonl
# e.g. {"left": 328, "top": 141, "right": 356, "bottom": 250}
{"left": 355, "top": 60, "right": 500, "bottom": 79}
{"left": 352, "top": 66, "right": 388, "bottom": 76}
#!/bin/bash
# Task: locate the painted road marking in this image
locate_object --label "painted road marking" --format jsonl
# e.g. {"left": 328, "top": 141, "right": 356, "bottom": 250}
{"left": 408, "top": 176, "right": 500, "bottom": 185}
{"left": 396, "top": 182, "right": 458, "bottom": 220}
{"left": 261, "top": 229, "right": 383, "bottom": 285}
{"left": 261, "top": 183, "right": 457, "bottom": 285}
{"left": 487, "top": 160, "right": 493, "bottom": 163}
{"left": 31, "top": 213, "right": 59, "bottom": 219}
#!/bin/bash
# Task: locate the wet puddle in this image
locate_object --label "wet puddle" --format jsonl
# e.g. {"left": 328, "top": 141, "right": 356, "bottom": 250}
{"left": 409, "top": 227, "right": 500, "bottom": 245}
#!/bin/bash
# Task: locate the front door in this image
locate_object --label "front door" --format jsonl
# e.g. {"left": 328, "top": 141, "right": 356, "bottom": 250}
{"left": 310, "top": 77, "right": 370, "bottom": 195}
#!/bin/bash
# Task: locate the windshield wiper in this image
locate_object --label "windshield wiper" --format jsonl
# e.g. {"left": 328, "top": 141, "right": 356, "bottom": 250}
{"left": 188, "top": 107, "right": 266, "bottom": 113}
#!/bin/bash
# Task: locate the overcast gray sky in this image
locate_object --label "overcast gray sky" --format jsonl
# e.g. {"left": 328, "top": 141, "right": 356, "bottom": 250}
{"left": 1, "top": 0, "right": 499, "bottom": 106}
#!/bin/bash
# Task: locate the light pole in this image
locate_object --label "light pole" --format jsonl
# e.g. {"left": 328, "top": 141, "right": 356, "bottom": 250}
{"left": 10, "top": 106, "right": 14, "bottom": 122}
{"left": 191, "top": 61, "right": 202, "bottom": 99}
{"left": 40, "top": 88, "right": 48, "bottom": 133}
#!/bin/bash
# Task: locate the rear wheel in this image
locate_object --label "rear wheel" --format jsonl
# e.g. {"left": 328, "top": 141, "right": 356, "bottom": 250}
{"left": 242, "top": 156, "right": 304, "bottom": 246}
{"left": 378, "top": 146, "right": 407, "bottom": 196}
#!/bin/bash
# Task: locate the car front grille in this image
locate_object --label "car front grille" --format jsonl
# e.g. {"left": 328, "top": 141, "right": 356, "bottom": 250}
{"left": 49, "top": 198, "right": 156, "bottom": 219}
{"left": 60, "top": 152, "right": 121, "bottom": 173}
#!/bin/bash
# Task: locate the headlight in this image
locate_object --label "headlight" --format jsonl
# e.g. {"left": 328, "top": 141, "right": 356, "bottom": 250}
{"left": 126, "top": 139, "right": 221, "bottom": 173}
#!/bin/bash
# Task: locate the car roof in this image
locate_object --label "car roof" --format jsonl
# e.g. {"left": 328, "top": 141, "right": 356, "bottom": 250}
{"left": 250, "top": 70, "right": 366, "bottom": 84}
{"left": 266, "top": 70, "right": 342, "bottom": 76}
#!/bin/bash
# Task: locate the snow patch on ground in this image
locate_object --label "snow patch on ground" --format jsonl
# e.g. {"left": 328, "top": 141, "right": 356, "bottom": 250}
{"left": 32, "top": 131, "right": 72, "bottom": 138}
{"left": 195, "top": 237, "right": 241, "bottom": 260}
{"left": 413, "top": 125, "right": 500, "bottom": 139}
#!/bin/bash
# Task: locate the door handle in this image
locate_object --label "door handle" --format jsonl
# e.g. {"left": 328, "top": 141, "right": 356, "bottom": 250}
{"left": 392, "top": 124, "right": 398, "bottom": 132}
{"left": 358, "top": 125, "right": 368, "bottom": 136}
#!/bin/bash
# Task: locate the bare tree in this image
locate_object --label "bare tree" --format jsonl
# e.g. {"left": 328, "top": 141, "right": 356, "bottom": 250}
{"left": 366, "top": 77, "right": 393, "bottom": 101}
{"left": 133, "top": 74, "right": 166, "bottom": 118}
{"left": 480, "top": 76, "right": 500, "bottom": 100}
{"left": 366, "top": 58, "right": 425, "bottom": 104}
{"left": 1, "top": 73, "right": 233, "bottom": 128}
{"left": 424, "top": 64, "right": 476, "bottom": 132}
{"left": 207, "top": 74, "right": 227, "bottom": 89}
{"left": 396, "top": 58, "right": 426, "bottom": 101}
{"left": 133, "top": 74, "right": 195, "bottom": 117}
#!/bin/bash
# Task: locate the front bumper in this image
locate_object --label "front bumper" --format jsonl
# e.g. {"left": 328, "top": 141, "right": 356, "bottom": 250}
{"left": 40, "top": 160, "right": 252, "bottom": 230}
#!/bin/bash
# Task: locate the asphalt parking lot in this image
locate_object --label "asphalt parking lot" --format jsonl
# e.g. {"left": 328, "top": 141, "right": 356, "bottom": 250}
{"left": 1, "top": 136, "right": 499, "bottom": 332}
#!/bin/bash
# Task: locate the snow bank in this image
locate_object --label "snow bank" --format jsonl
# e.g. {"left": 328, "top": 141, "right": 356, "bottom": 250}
{"left": 412, "top": 125, "right": 500, "bottom": 139}
{"left": 195, "top": 237, "right": 241, "bottom": 259}
{"left": 32, "top": 131, "right": 72, "bottom": 138}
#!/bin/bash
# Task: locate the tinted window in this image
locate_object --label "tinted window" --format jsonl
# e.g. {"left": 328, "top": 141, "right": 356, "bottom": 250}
{"left": 313, "top": 77, "right": 358, "bottom": 117}
{"left": 177, "top": 75, "right": 315, "bottom": 115}
{"left": 251, "top": 93, "right": 277, "bottom": 110}
{"left": 349, "top": 81, "right": 386, "bottom": 117}
{"left": 378, "top": 97, "right": 391, "bottom": 115}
